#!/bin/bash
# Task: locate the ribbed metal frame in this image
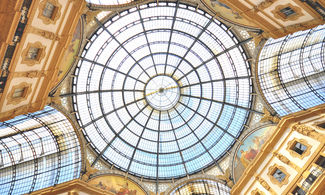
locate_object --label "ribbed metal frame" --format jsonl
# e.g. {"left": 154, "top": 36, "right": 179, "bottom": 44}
{"left": 72, "top": 1, "right": 256, "bottom": 180}
{"left": 0, "top": 107, "right": 82, "bottom": 195}
{"left": 257, "top": 25, "right": 325, "bottom": 116}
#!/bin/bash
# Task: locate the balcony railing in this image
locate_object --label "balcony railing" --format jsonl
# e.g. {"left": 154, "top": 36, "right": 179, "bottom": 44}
{"left": 301, "top": 166, "right": 324, "bottom": 192}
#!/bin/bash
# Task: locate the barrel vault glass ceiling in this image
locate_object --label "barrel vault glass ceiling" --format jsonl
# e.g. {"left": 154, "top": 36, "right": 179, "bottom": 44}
{"left": 72, "top": 1, "right": 254, "bottom": 180}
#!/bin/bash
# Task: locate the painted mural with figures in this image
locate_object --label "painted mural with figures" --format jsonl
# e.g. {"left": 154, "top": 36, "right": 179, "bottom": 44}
{"left": 232, "top": 125, "right": 276, "bottom": 182}
{"left": 56, "top": 19, "right": 82, "bottom": 85}
{"left": 201, "top": 0, "right": 258, "bottom": 28}
{"left": 88, "top": 175, "right": 146, "bottom": 195}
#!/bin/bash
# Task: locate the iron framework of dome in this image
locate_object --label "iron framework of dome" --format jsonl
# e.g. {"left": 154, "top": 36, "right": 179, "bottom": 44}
{"left": 72, "top": 1, "right": 254, "bottom": 180}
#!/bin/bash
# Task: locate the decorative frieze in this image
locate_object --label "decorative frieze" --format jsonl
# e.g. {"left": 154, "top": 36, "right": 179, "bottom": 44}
{"left": 253, "top": 0, "right": 277, "bottom": 12}
{"left": 273, "top": 152, "right": 301, "bottom": 171}
{"left": 292, "top": 123, "right": 325, "bottom": 142}
{"left": 30, "top": 27, "right": 60, "bottom": 41}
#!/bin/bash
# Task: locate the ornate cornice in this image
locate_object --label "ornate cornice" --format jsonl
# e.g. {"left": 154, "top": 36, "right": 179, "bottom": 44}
{"left": 292, "top": 123, "right": 325, "bottom": 143}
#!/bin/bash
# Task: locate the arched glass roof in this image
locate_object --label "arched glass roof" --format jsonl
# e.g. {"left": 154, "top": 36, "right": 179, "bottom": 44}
{"left": 0, "top": 106, "right": 82, "bottom": 194}
{"left": 257, "top": 25, "right": 325, "bottom": 116}
{"left": 73, "top": 1, "right": 253, "bottom": 180}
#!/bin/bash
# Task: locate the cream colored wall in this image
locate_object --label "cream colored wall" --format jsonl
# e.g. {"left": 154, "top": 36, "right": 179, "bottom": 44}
{"left": 252, "top": 0, "right": 266, "bottom": 5}
{"left": 237, "top": 114, "right": 325, "bottom": 195}
{"left": 224, "top": 0, "right": 324, "bottom": 38}
{"left": 245, "top": 0, "right": 314, "bottom": 28}
{"left": 261, "top": 157, "right": 297, "bottom": 193}
{"left": 240, "top": 154, "right": 274, "bottom": 194}
{"left": 264, "top": 1, "right": 314, "bottom": 26}
{"left": 0, "top": 0, "right": 86, "bottom": 121}
{"left": 58, "top": 2, "right": 73, "bottom": 35}
{"left": 2, "top": 77, "right": 37, "bottom": 111}
{"left": 257, "top": 11, "right": 282, "bottom": 28}
{"left": 16, "top": 33, "right": 53, "bottom": 71}
{"left": 31, "top": 77, "right": 44, "bottom": 102}
{"left": 1, "top": 0, "right": 70, "bottom": 112}
{"left": 280, "top": 131, "right": 320, "bottom": 167}
{"left": 274, "top": 126, "right": 291, "bottom": 151}
{"left": 31, "top": 0, "right": 69, "bottom": 32}
{"left": 78, "top": 192, "right": 93, "bottom": 195}
{"left": 239, "top": 0, "right": 253, "bottom": 8}
{"left": 255, "top": 183, "right": 270, "bottom": 194}
{"left": 241, "top": 125, "right": 298, "bottom": 194}
{"left": 43, "top": 41, "right": 59, "bottom": 70}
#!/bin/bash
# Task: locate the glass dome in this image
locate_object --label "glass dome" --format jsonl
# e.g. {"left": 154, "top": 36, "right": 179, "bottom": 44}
{"left": 73, "top": 1, "right": 253, "bottom": 179}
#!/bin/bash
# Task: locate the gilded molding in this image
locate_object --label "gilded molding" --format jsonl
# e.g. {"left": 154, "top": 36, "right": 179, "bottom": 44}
{"left": 273, "top": 152, "right": 301, "bottom": 171}
{"left": 5, "top": 106, "right": 29, "bottom": 121}
{"left": 251, "top": 188, "right": 265, "bottom": 195}
{"left": 81, "top": 160, "right": 99, "bottom": 182}
{"left": 30, "top": 27, "right": 60, "bottom": 41}
{"left": 85, "top": 10, "right": 101, "bottom": 24}
{"left": 271, "top": 3, "right": 303, "bottom": 22}
{"left": 164, "top": 174, "right": 227, "bottom": 194}
{"left": 292, "top": 123, "right": 325, "bottom": 142}
{"left": 6, "top": 82, "right": 32, "bottom": 105}
{"left": 232, "top": 105, "right": 325, "bottom": 194}
{"left": 253, "top": 0, "right": 277, "bottom": 12}
{"left": 286, "top": 138, "right": 311, "bottom": 160}
{"left": 216, "top": 168, "right": 234, "bottom": 187}
{"left": 256, "top": 176, "right": 274, "bottom": 194}
{"left": 21, "top": 42, "right": 46, "bottom": 66}
{"left": 313, "top": 121, "right": 325, "bottom": 131}
{"left": 260, "top": 108, "right": 280, "bottom": 123}
{"left": 279, "top": 19, "right": 322, "bottom": 34}
{"left": 50, "top": 95, "right": 61, "bottom": 105}
{"left": 267, "top": 164, "right": 290, "bottom": 188}
{"left": 38, "top": 0, "right": 62, "bottom": 25}
{"left": 11, "top": 71, "right": 47, "bottom": 78}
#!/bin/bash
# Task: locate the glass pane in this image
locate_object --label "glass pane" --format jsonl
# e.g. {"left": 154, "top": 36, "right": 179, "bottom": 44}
{"left": 0, "top": 107, "right": 82, "bottom": 194}
{"left": 72, "top": 2, "right": 252, "bottom": 179}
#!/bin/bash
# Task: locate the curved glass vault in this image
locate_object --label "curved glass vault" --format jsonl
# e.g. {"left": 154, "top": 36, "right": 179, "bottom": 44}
{"left": 0, "top": 106, "right": 82, "bottom": 194}
{"left": 73, "top": 2, "right": 253, "bottom": 179}
{"left": 257, "top": 24, "right": 325, "bottom": 116}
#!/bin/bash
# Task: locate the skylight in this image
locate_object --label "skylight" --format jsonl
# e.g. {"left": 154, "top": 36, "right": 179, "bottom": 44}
{"left": 72, "top": 2, "right": 253, "bottom": 180}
